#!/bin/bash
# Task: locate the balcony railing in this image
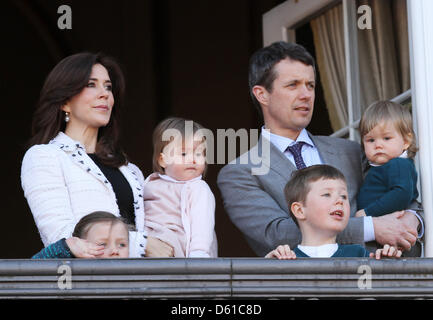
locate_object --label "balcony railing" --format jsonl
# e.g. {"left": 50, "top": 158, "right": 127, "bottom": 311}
{"left": 1, "top": 258, "right": 433, "bottom": 299}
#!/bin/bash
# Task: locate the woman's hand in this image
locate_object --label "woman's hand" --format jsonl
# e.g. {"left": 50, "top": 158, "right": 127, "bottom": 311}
{"left": 265, "top": 244, "right": 296, "bottom": 260}
{"left": 145, "top": 236, "right": 175, "bottom": 257}
{"left": 66, "top": 237, "right": 104, "bottom": 258}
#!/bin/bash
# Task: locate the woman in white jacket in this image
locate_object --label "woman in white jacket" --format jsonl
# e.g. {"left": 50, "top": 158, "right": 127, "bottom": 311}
{"left": 21, "top": 52, "right": 173, "bottom": 258}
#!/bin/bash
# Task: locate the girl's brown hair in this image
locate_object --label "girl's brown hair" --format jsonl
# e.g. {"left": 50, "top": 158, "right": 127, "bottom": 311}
{"left": 359, "top": 100, "right": 417, "bottom": 159}
{"left": 152, "top": 117, "right": 208, "bottom": 176}
{"left": 72, "top": 211, "right": 130, "bottom": 239}
{"left": 28, "top": 52, "right": 127, "bottom": 167}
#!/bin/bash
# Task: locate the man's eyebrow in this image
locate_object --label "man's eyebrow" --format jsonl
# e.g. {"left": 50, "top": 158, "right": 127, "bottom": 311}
{"left": 283, "top": 79, "right": 299, "bottom": 85}
{"left": 284, "top": 79, "right": 315, "bottom": 84}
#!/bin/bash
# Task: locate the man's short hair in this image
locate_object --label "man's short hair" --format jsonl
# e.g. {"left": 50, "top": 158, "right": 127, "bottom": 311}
{"left": 284, "top": 165, "right": 347, "bottom": 228}
{"left": 248, "top": 41, "right": 316, "bottom": 119}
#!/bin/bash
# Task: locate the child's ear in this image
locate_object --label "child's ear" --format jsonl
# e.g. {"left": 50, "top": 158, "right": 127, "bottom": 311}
{"left": 157, "top": 153, "right": 166, "bottom": 169}
{"left": 403, "top": 132, "right": 413, "bottom": 150}
{"left": 291, "top": 202, "right": 306, "bottom": 221}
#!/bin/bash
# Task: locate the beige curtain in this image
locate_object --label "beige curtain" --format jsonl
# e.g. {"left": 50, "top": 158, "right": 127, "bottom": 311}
{"left": 357, "top": 0, "right": 403, "bottom": 109}
{"left": 393, "top": 0, "right": 410, "bottom": 92}
{"left": 310, "top": 0, "right": 410, "bottom": 131}
{"left": 310, "top": 5, "right": 347, "bottom": 132}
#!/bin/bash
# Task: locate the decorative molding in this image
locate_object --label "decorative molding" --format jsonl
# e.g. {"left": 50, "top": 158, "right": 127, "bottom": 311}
{"left": 262, "top": 0, "right": 339, "bottom": 46}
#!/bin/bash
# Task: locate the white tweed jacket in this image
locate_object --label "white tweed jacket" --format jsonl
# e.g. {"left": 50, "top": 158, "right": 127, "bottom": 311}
{"left": 21, "top": 132, "right": 147, "bottom": 257}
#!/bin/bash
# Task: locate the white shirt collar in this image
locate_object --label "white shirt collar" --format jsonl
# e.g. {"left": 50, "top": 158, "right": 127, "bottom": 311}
{"left": 369, "top": 150, "right": 409, "bottom": 167}
{"left": 297, "top": 243, "right": 338, "bottom": 258}
{"left": 261, "top": 127, "right": 315, "bottom": 153}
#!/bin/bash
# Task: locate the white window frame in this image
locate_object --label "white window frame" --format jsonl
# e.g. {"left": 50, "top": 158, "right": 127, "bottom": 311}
{"left": 263, "top": 0, "right": 413, "bottom": 142}
{"left": 407, "top": 0, "right": 433, "bottom": 257}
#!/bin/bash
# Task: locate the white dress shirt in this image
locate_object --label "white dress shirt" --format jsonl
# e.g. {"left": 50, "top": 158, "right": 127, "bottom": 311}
{"left": 266, "top": 127, "right": 323, "bottom": 167}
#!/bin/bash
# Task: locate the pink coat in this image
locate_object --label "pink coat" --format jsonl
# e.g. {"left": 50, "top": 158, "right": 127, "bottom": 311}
{"left": 143, "top": 173, "right": 218, "bottom": 257}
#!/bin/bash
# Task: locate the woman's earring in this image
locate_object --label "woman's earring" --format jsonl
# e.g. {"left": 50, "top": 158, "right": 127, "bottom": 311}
{"left": 65, "top": 112, "right": 70, "bottom": 123}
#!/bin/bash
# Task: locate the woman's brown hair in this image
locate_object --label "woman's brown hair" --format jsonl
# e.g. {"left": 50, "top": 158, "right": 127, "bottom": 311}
{"left": 28, "top": 52, "right": 127, "bottom": 167}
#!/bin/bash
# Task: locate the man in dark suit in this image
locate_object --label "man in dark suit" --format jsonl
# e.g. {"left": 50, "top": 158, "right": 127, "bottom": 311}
{"left": 217, "top": 42, "right": 422, "bottom": 257}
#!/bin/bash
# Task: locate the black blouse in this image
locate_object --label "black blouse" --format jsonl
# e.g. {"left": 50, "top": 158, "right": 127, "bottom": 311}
{"left": 88, "top": 154, "right": 135, "bottom": 225}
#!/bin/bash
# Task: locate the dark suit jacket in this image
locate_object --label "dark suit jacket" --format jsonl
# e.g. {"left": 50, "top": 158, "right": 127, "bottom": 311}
{"left": 217, "top": 132, "right": 367, "bottom": 257}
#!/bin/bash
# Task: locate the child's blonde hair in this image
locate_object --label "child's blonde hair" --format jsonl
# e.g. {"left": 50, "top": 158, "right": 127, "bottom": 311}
{"left": 359, "top": 100, "right": 417, "bottom": 159}
{"left": 152, "top": 117, "right": 208, "bottom": 176}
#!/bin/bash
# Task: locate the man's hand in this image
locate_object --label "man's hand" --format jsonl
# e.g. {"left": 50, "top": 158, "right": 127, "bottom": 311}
{"left": 399, "top": 210, "right": 420, "bottom": 234}
{"left": 373, "top": 211, "right": 418, "bottom": 251}
{"left": 145, "top": 236, "right": 174, "bottom": 257}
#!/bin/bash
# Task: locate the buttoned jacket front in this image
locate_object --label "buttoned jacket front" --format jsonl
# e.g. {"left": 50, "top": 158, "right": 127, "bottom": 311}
{"left": 21, "top": 132, "right": 146, "bottom": 256}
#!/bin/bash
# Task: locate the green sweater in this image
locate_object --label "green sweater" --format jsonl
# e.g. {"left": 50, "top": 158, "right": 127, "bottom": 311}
{"left": 357, "top": 157, "right": 418, "bottom": 217}
{"left": 32, "top": 238, "right": 75, "bottom": 259}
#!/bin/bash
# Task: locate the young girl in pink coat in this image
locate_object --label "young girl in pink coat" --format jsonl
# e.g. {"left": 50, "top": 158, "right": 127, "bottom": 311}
{"left": 143, "top": 117, "right": 218, "bottom": 257}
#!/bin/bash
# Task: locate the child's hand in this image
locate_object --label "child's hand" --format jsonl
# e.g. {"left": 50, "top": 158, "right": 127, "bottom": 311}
{"left": 145, "top": 236, "right": 174, "bottom": 257}
{"left": 265, "top": 245, "right": 296, "bottom": 260}
{"left": 66, "top": 237, "right": 105, "bottom": 258}
{"left": 369, "top": 244, "right": 402, "bottom": 259}
{"left": 355, "top": 209, "right": 366, "bottom": 217}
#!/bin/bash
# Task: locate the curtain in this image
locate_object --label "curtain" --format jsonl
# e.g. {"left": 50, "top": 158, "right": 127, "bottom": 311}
{"left": 392, "top": 0, "right": 410, "bottom": 92}
{"left": 357, "top": 0, "right": 399, "bottom": 109}
{"left": 310, "top": 0, "right": 410, "bottom": 131}
{"left": 310, "top": 4, "right": 347, "bottom": 132}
